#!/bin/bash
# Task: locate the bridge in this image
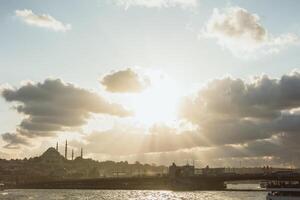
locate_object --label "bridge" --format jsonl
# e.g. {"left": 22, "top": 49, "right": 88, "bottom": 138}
{"left": 11, "top": 173, "right": 300, "bottom": 190}
{"left": 212, "top": 173, "right": 300, "bottom": 182}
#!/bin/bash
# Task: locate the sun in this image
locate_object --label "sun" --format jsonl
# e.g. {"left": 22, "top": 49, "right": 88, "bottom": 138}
{"left": 131, "top": 75, "right": 180, "bottom": 126}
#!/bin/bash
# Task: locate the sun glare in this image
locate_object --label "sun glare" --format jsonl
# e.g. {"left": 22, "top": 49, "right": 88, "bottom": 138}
{"left": 131, "top": 75, "right": 180, "bottom": 126}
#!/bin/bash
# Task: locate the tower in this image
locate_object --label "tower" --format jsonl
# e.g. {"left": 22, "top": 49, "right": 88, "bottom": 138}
{"left": 56, "top": 142, "right": 58, "bottom": 152}
{"left": 65, "top": 140, "right": 68, "bottom": 159}
{"left": 72, "top": 149, "right": 74, "bottom": 160}
{"left": 80, "top": 147, "right": 83, "bottom": 159}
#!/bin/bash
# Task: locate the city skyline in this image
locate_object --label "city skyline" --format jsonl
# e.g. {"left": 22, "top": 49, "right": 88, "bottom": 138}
{"left": 1, "top": 0, "right": 300, "bottom": 168}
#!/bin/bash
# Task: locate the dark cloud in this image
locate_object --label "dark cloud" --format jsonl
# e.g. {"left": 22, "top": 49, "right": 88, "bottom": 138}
{"left": 180, "top": 71, "right": 300, "bottom": 122}
{"left": 2, "top": 133, "right": 29, "bottom": 149}
{"left": 100, "top": 68, "right": 150, "bottom": 93}
{"left": 205, "top": 133, "right": 300, "bottom": 166}
{"left": 1, "top": 78, "right": 132, "bottom": 147}
{"left": 176, "top": 71, "right": 300, "bottom": 166}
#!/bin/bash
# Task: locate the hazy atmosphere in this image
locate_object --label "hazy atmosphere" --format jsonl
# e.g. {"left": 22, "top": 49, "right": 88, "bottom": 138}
{"left": 1, "top": 0, "right": 300, "bottom": 168}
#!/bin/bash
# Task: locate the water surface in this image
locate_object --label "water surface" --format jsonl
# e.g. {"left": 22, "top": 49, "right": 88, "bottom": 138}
{"left": 1, "top": 189, "right": 266, "bottom": 200}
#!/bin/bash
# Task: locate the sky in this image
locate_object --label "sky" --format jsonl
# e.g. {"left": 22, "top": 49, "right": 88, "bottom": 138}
{"left": 1, "top": 0, "right": 300, "bottom": 167}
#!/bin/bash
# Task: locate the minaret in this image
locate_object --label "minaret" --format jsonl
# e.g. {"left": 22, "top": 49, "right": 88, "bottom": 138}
{"left": 71, "top": 149, "right": 74, "bottom": 160}
{"left": 56, "top": 142, "right": 58, "bottom": 152}
{"left": 65, "top": 140, "right": 68, "bottom": 159}
{"left": 80, "top": 147, "right": 83, "bottom": 159}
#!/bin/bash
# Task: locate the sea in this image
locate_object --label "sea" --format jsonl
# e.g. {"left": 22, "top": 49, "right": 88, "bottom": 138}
{"left": 0, "top": 184, "right": 267, "bottom": 200}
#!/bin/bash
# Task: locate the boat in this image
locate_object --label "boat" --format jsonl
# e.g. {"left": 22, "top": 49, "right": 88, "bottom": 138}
{"left": 266, "top": 181, "right": 300, "bottom": 200}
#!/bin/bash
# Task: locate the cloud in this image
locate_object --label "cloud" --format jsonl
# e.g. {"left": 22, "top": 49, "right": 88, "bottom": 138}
{"left": 70, "top": 123, "right": 204, "bottom": 156}
{"left": 100, "top": 68, "right": 150, "bottom": 93}
{"left": 69, "top": 119, "right": 270, "bottom": 158}
{"left": 15, "top": 9, "right": 71, "bottom": 32}
{"left": 201, "top": 7, "right": 299, "bottom": 58}
{"left": 4, "top": 72, "right": 300, "bottom": 167}
{"left": 180, "top": 71, "right": 300, "bottom": 123}
{"left": 1, "top": 78, "right": 131, "bottom": 147}
{"left": 2, "top": 133, "right": 29, "bottom": 149}
{"left": 57, "top": 71, "right": 300, "bottom": 167}
{"left": 177, "top": 71, "right": 300, "bottom": 166}
{"left": 114, "top": 0, "right": 197, "bottom": 9}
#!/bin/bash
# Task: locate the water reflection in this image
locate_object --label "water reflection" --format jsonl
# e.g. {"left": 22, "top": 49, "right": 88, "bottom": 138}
{"left": 1, "top": 188, "right": 266, "bottom": 200}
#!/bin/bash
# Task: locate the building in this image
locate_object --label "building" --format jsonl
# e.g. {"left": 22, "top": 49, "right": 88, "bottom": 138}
{"left": 169, "top": 163, "right": 195, "bottom": 178}
{"left": 201, "top": 166, "right": 225, "bottom": 176}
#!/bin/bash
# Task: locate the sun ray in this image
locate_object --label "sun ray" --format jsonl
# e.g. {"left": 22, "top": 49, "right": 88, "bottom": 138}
{"left": 131, "top": 74, "right": 180, "bottom": 126}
